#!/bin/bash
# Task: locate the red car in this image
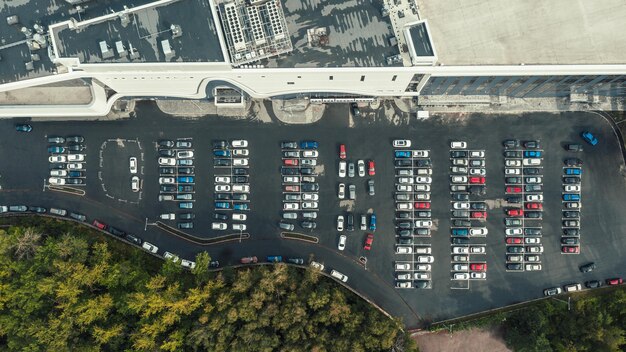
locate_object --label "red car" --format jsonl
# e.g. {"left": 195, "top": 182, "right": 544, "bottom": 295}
{"left": 470, "top": 263, "right": 487, "bottom": 272}
{"left": 469, "top": 176, "right": 486, "bottom": 184}
{"left": 339, "top": 144, "right": 346, "bottom": 159}
{"left": 284, "top": 185, "right": 300, "bottom": 192}
{"left": 471, "top": 211, "right": 487, "bottom": 219}
{"left": 415, "top": 202, "right": 430, "bottom": 209}
{"left": 507, "top": 209, "right": 524, "bottom": 217}
{"left": 506, "top": 186, "right": 522, "bottom": 193}
{"left": 506, "top": 237, "right": 523, "bottom": 244}
{"left": 526, "top": 203, "right": 543, "bottom": 210}
{"left": 284, "top": 159, "right": 298, "bottom": 166}
{"left": 562, "top": 246, "right": 580, "bottom": 254}
{"left": 606, "top": 278, "right": 623, "bottom": 285}
{"left": 363, "top": 233, "right": 374, "bottom": 250}
{"left": 93, "top": 220, "right": 108, "bottom": 230}
{"left": 368, "top": 160, "right": 375, "bottom": 176}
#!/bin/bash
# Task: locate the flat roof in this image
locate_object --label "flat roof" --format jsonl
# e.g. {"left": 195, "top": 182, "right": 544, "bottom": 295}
{"left": 416, "top": 0, "right": 626, "bottom": 65}
{"left": 265, "top": 0, "right": 401, "bottom": 68}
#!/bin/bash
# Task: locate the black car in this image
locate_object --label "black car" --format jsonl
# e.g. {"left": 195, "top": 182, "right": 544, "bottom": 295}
{"left": 398, "top": 238, "right": 413, "bottom": 245}
{"left": 563, "top": 211, "right": 580, "bottom": 218}
{"left": 564, "top": 158, "right": 583, "bottom": 167}
{"left": 233, "top": 176, "right": 248, "bottom": 183}
{"left": 66, "top": 178, "right": 84, "bottom": 185}
{"left": 29, "top": 206, "right": 47, "bottom": 213}
{"left": 523, "top": 140, "right": 541, "bottom": 149}
{"left": 452, "top": 210, "right": 469, "bottom": 218}
{"left": 397, "top": 222, "right": 413, "bottom": 229}
{"left": 214, "top": 159, "right": 231, "bottom": 166}
{"left": 563, "top": 177, "right": 581, "bottom": 184}
{"left": 281, "top": 141, "right": 297, "bottom": 149}
{"left": 281, "top": 167, "right": 298, "bottom": 175}
{"left": 67, "top": 144, "right": 85, "bottom": 152}
{"left": 415, "top": 211, "right": 431, "bottom": 218}
{"left": 301, "top": 221, "right": 316, "bottom": 229}
{"left": 178, "top": 185, "right": 194, "bottom": 192}
{"left": 507, "top": 196, "right": 522, "bottom": 204}
{"left": 453, "top": 220, "right": 471, "bottom": 227}
{"left": 161, "top": 185, "right": 176, "bottom": 192}
{"left": 397, "top": 229, "right": 413, "bottom": 237}
{"left": 506, "top": 177, "right": 522, "bottom": 184}
{"left": 503, "top": 139, "right": 520, "bottom": 149}
{"left": 66, "top": 136, "right": 85, "bottom": 143}
{"left": 396, "top": 212, "right": 411, "bottom": 219}
{"left": 523, "top": 168, "right": 540, "bottom": 175}
{"left": 415, "top": 228, "right": 430, "bottom": 236}
{"left": 415, "top": 159, "right": 431, "bottom": 167}
{"left": 470, "top": 202, "right": 486, "bottom": 210}
{"left": 159, "top": 149, "right": 175, "bottom": 157}
{"left": 177, "top": 167, "right": 193, "bottom": 174}
{"left": 233, "top": 168, "right": 248, "bottom": 175}
{"left": 346, "top": 214, "right": 354, "bottom": 231}
{"left": 300, "top": 168, "right": 314, "bottom": 175}
{"left": 215, "top": 193, "right": 231, "bottom": 200}
{"left": 504, "top": 151, "right": 522, "bottom": 158}
{"left": 561, "top": 237, "right": 579, "bottom": 245}
{"left": 302, "top": 183, "right": 319, "bottom": 192}
{"left": 525, "top": 211, "right": 542, "bottom": 219}
{"left": 287, "top": 258, "right": 304, "bottom": 265}
{"left": 579, "top": 262, "right": 596, "bottom": 273}
{"left": 507, "top": 246, "right": 524, "bottom": 253}
{"left": 566, "top": 144, "right": 583, "bottom": 152}
{"left": 69, "top": 212, "right": 87, "bottom": 222}
{"left": 213, "top": 140, "right": 227, "bottom": 149}
{"left": 159, "top": 140, "right": 174, "bottom": 148}
{"left": 209, "top": 261, "right": 220, "bottom": 268}
{"left": 232, "top": 194, "right": 248, "bottom": 201}
{"left": 452, "top": 238, "right": 469, "bottom": 245}
{"left": 50, "top": 163, "right": 66, "bottom": 170}
{"left": 125, "top": 234, "right": 142, "bottom": 245}
{"left": 213, "top": 213, "right": 228, "bottom": 221}
{"left": 563, "top": 228, "right": 580, "bottom": 237}
{"left": 525, "top": 184, "right": 542, "bottom": 192}
{"left": 506, "top": 263, "right": 523, "bottom": 271}
{"left": 160, "top": 167, "right": 176, "bottom": 174}
{"left": 585, "top": 280, "right": 601, "bottom": 288}
{"left": 505, "top": 218, "right": 522, "bottom": 226}
{"left": 468, "top": 186, "right": 486, "bottom": 195}
{"left": 108, "top": 227, "right": 125, "bottom": 237}
{"left": 68, "top": 171, "right": 84, "bottom": 178}
{"left": 395, "top": 160, "right": 412, "bottom": 167}
{"left": 450, "top": 151, "right": 467, "bottom": 158}
{"left": 178, "top": 222, "right": 193, "bottom": 229}
{"left": 415, "top": 280, "right": 431, "bottom": 289}
{"left": 452, "top": 193, "right": 469, "bottom": 201}
{"left": 524, "top": 228, "right": 542, "bottom": 236}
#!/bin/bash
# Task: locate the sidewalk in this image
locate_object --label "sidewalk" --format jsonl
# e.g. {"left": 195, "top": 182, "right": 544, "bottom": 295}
{"left": 271, "top": 99, "right": 326, "bottom": 124}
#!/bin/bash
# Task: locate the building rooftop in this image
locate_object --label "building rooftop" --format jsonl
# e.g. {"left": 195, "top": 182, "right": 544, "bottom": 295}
{"left": 416, "top": 0, "right": 626, "bottom": 65}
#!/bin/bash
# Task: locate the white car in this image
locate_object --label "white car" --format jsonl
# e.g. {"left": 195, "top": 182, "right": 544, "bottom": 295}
{"left": 415, "top": 220, "right": 432, "bottom": 228}
{"left": 469, "top": 168, "right": 486, "bottom": 176}
{"left": 415, "top": 177, "right": 432, "bottom": 184}
{"left": 453, "top": 263, "right": 469, "bottom": 271}
{"left": 303, "top": 150, "right": 318, "bottom": 158}
{"left": 453, "top": 202, "right": 470, "bottom": 209}
{"left": 414, "top": 273, "right": 431, "bottom": 280}
{"left": 159, "top": 177, "right": 175, "bottom": 184}
{"left": 415, "top": 193, "right": 430, "bottom": 200}
{"left": 283, "top": 176, "right": 300, "bottom": 183}
{"left": 506, "top": 159, "right": 521, "bottom": 167}
{"left": 415, "top": 264, "right": 431, "bottom": 271}
{"left": 450, "top": 141, "right": 467, "bottom": 149}
{"left": 338, "top": 235, "right": 347, "bottom": 251}
{"left": 525, "top": 255, "right": 541, "bottom": 262}
{"left": 395, "top": 263, "right": 411, "bottom": 271}
{"left": 470, "top": 228, "right": 488, "bottom": 236}
{"left": 68, "top": 154, "right": 85, "bottom": 162}
{"left": 181, "top": 259, "right": 196, "bottom": 269}
{"left": 215, "top": 176, "right": 231, "bottom": 184}
{"left": 525, "top": 237, "right": 541, "bottom": 244}
{"left": 470, "top": 246, "right": 486, "bottom": 254}
{"left": 302, "top": 193, "right": 319, "bottom": 201}
{"left": 232, "top": 223, "right": 247, "bottom": 231}
{"left": 335, "top": 215, "right": 345, "bottom": 231}
{"left": 454, "top": 273, "right": 469, "bottom": 280}
{"left": 50, "top": 170, "right": 67, "bottom": 177}
{"left": 338, "top": 183, "right": 345, "bottom": 199}
{"left": 302, "top": 202, "right": 318, "bottom": 209}
{"left": 338, "top": 161, "right": 347, "bottom": 177}
{"left": 392, "top": 139, "right": 411, "bottom": 148}
{"left": 215, "top": 184, "right": 231, "bottom": 192}
{"left": 526, "top": 194, "right": 543, "bottom": 202}
{"left": 526, "top": 264, "right": 542, "bottom": 271}
{"left": 301, "top": 159, "right": 316, "bottom": 166}
{"left": 396, "top": 246, "right": 413, "bottom": 254}
{"left": 233, "top": 158, "right": 248, "bottom": 166}
{"left": 505, "top": 168, "right": 521, "bottom": 175}
{"left": 160, "top": 213, "right": 175, "bottom": 220}
{"left": 233, "top": 149, "right": 249, "bottom": 156}
{"left": 397, "top": 177, "right": 413, "bottom": 184}
{"left": 283, "top": 203, "right": 299, "bottom": 210}
{"left": 142, "top": 242, "right": 158, "bottom": 253}
{"left": 49, "top": 155, "right": 66, "bottom": 163}
{"left": 177, "top": 150, "right": 194, "bottom": 159}
{"left": 416, "top": 256, "right": 434, "bottom": 263}
{"left": 507, "top": 255, "right": 523, "bottom": 262}
{"left": 451, "top": 166, "right": 468, "bottom": 173}
{"left": 412, "top": 150, "right": 429, "bottom": 158}
{"left": 416, "top": 168, "right": 432, "bottom": 175}
{"left": 164, "top": 252, "right": 179, "bottom": 262}
{"left": 452, "top": 246, "right": 469, "bottom": 254}
{"left": 129, "top": 157, "right": 138, "bottom": 174}
{"left": 231, "top": 140, "right": 248, "bottom": 148}
{"left": 232, "top": 213, "right": 247, "bottom": 221}
{"left": 48, "top": 177, "right": 66, "bottom": 185}
{"left": 357, "top": 160, "right": 365, "bottom": 177}
{"left": 451, "top": 176, "right": 467, "bottom": 183}
{"left": 414, "top": 247, "right": 431, "bottom": 254}
{"left": 527, "top": 246, "right": 544, "bottom": 253}
{"left": 67, "top": 163, "right": 83, "bottom": 170}
{"left": 212, "top": 222, "right": 227, "bottom": 230}
{"left": 158, "top": 157, "right": 176, "bottom": 166}
{"left": 396, "top": 203, "right": 412, "bottom": 210}
{"left": 396, "top": 281, "right": 412, "bottom": 289}
{"left": 469, "top": 151, "right": 484, "bottom": 158}
{"left": 506, "top": 228, "right": 523, "bottom": 236}
{"left": 470, "top": 272, "right": 486, "bottom": 279}
{"left": 396, "top": 184, "right": 411, "bottom": 192}
{"left": 564, "top": 185, "right": 580, "bottom": 192}
{"left": 526, "top": 177, "right": 542, "bottom": 184}
{"left": 523, "top": 158, "right": 541, "bottom": 166}
{"left": 452, "top": 158, "right": 468, "bottom": 166}
{"left": 396, "top": 273, "right": 412, "bottom": 280}
{"left": 310, "top": 261, "right": 325, "bottom": 271}
{"left": 131, "top": 176, "right": 140, "bottom": 192}
{"left": 414, "top": 184, "right": 430, "bottom": 192}
{"left": 330, "top": 269, "right": 348, "bottom": 282}
{"left": 232, "top": 184, "right": 250, "bottom": 193}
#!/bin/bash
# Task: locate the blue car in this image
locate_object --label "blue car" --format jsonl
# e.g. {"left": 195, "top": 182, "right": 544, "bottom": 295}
{"left": 267, "top": 255, "right": 283, "bottom": 262}
{"left": 581, "top": 131, "right": 598, "bottom": 146}
{"left": 300, "top": 141, "right": 318, "bottom": 149}
{"left": 47, "top": 146, "right": 65, "bottom": 154}
{"left": 369, "top": 214, "right": 377, "bottom": 231}
{"left": 233, "top": 203, "right": 249, "bottom": 211}
{"left": 565, "top": 168, "right": 581, "bottom": 175}
{"left": 452, "top": 228, "right": 469, "bottom": 236}
{"left": 215, "top": 202, "right": 230, "bottom": 209}
{"left": 523, "top": 150, "right": 542, "bottom": 158}
{"left": 179, "top": 202, "right": 193, "bottom": 209}
{"left": 15, "top": 124, "right": 32, "bottom": 132}
{"left": 563, "top": 194, "right": 581, "bottom": 201}
{"left": 214, "top": 150, "right": 231, "bottom": 157}
{"left": 177, "top": 176, "right": 194, "bottom": 183}
{"left": 395, "top": 150, "right": 411, "bottom": 158}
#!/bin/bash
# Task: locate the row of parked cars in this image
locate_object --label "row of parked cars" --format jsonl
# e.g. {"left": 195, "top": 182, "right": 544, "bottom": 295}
{"left": 47, "top": 135, "right": 87, "bottom": 186}
{"left": 561, "top": 142, "right": 583, "bottom": 253}
{"left": 212, "top": 140, "right": 250, "bottom": 231}
{"left": 157, "top": 139, "right": 196, "bottom": 229}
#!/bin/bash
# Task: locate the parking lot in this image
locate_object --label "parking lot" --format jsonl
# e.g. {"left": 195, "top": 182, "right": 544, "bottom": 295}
{"left": 1, "top": 105, "right": 625, "bottom": 327}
